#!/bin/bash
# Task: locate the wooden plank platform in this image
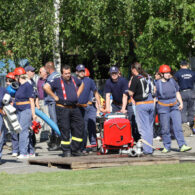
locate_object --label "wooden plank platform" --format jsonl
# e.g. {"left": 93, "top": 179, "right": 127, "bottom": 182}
{"left": 28, "top": 154, "right": 180, "bottom": 170}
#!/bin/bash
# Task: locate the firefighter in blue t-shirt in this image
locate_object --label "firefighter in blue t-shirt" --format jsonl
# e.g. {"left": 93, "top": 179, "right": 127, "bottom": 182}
{"left": 104, "top": 66, "right": 140, "bottom": 141}
{"left": 75, "top": 65, "right": 101, "bottom": 152}
{"left": 43, "top": 65, "right": 85, "bottom": 157}
{"left": 104, "top": 66, "right": 129, "bottom": 113}
{"left": 156, "top": 64, "right": 192, "bottom": 153}
{"left": 174, "top": 60, "right": 195, "bottom": 130}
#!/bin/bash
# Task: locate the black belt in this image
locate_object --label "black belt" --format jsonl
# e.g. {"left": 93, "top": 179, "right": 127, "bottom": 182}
{"left": 56, "top": 104, "right": 77, "bottom": 109}
{"left": 180, "top": 89, "right": 192, "bottom": 92}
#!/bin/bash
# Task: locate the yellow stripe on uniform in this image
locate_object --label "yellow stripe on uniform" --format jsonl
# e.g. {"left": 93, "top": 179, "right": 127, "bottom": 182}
{"left": 61, "top": 141, "right": 71, "bottom": 145}
{"left": 72, "top": 137, "right": 83, "bottom": 142}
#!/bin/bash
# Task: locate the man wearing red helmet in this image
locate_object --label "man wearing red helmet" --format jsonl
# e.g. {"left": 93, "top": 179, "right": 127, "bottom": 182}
{"left": 155, "top": 64, "right": 192, "bottom": 153}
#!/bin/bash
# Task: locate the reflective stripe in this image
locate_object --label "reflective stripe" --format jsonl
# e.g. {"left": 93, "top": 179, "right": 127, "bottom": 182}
{"left": 72, "top": 136, "right": 83, "bottom": 142}
{"left": 61, "top": 141, "right": 71, "bottom": 145}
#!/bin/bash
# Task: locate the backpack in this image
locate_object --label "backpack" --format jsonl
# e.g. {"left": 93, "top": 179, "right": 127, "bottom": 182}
{"left": 137, "top": 75, "right": 154, "bottom": 99}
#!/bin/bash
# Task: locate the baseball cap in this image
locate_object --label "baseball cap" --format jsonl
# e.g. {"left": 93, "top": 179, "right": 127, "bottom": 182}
{"left": 24, "top": 65, "right": 36, "bottom": 72}
{"left": 109, "top": 66, "right": 119, "bottom": 73}
{"left": 76, "top": 64, "right": 85, "bottom": 71}
{"left": 180, "top": 60, "right": 188, "bottom": 66}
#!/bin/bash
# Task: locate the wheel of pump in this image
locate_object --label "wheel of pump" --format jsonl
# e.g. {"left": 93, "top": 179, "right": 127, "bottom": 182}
{"left": 182, "top": 123, "right": 192, "bottom": 137}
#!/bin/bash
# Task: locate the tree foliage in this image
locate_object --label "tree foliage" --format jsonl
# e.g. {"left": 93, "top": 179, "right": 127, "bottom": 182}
{"left": 0, "top": 0, "right": 54, "bottom": 69}
{"left": 0, "top": 0, "right": 194, "bottom": 78}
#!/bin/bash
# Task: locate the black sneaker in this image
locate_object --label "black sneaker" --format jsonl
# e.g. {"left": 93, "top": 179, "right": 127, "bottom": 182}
{"left": 48, "top": 144, "right": 61, "bottom": 151}
{"left": 62, "top": 151, "right": 71, "bottom": 157}
{"left": 72, "top": 151, "right": 87, "bottom": 157}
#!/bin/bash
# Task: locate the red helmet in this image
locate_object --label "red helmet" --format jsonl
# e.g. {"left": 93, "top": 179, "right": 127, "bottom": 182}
{"left": 6, "top": 72, "right": 15, "bottom": 80}
{"left": 159, "top": 64, "right": 171, "bottom": 73}
{"left": 85, "top": 68, "right": 90, "bottom": 77}
{"left": 14, "top": 67, "right": 26, "bottom": 76}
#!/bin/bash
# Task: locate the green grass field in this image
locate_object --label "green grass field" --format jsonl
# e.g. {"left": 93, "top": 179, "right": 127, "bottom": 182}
{"left": 0, "top": 163, "right": 195, "bottom": 195}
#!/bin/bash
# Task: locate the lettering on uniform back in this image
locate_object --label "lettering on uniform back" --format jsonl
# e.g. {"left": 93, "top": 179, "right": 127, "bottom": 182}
{"left": 137, "top": 75, "right": 154, "bottom": 99}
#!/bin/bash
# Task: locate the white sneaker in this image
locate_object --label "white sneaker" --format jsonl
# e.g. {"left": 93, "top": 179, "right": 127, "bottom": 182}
{"left": 153, "top": 136, "right": 162, "bottom": 141}
{"left": 29, "top": 153, "right": 36, "bottom": 158}
{"left": 12, "top": 153, "right": 18, "bottom": 157}
{"left": 17, "top": 154, "right": 29, "bottom": 159}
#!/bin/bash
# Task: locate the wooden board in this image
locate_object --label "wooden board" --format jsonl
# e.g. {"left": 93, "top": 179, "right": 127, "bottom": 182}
{"left": 28, "top": 155, "right": 180, "bottom": 170}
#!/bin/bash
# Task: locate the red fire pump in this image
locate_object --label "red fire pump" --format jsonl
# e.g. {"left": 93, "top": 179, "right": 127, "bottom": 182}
{"left": 96, "top": 113, "right": 134, "bottom": 154}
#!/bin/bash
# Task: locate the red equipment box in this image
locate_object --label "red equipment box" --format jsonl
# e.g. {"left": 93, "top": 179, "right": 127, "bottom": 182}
{"left": 103, "top": 118, "right": 133, "bottom": 146}
{"left": 97, "top": 113, "right": 134, "bottom": 154}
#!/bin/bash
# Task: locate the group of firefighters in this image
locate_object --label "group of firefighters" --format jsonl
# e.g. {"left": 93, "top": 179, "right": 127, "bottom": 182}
{"left": 0, "top": 60, "right": 194, "bottom": 162}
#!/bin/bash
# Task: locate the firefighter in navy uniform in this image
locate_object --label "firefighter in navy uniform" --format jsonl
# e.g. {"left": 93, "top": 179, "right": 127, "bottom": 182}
{"left": 104, "top": 66, "right": 140, "bottom": 141}
{"left": 174, "top": 60, "right": 195, "bottom": 131}
{"left": 44, "top": 62, "right": 61, "bottom": 151}
{"left": 105, "top": 66, "right": 128, "bottom": 113}
{"left": 44, "top": 65, "right": 85, "bottom": 157}
{"left": 75, "top": 65, "right": 101, "bottom": 153}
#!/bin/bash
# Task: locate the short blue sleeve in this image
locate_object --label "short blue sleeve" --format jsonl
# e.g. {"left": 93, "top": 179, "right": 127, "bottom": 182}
{"left": 104, "top": 79, "right": 112, "bottom": 93}
{"left": 90, "top": 79, "right": 97, "bottom": 92}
